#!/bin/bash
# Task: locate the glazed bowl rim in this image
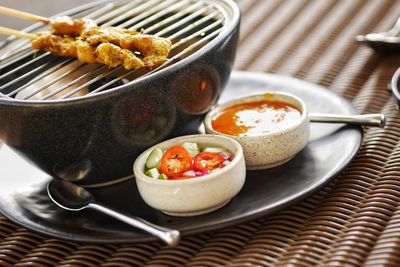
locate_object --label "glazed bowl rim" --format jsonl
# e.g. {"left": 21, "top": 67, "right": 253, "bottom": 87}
{"left": 203, "top": 91, "right": 309, "bottom": 139}
{"left": 391, "top": 67, "right": 400, "bottom": 104}
{"left": 133, "top": 134, "right": 244, "bottom": 186}
{"left": 0, "top": 0, "right": 240, "bottom": 107}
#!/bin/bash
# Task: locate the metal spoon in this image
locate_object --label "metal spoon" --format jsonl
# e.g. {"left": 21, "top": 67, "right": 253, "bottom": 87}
{"left": 47, "top": 179, "right": 180, "bottom": 246}
{"left": 356, "top": 17, "right": 400, "bottom": 52}
{"left": 309, "top": 113, "right": 385, "bottom": 127}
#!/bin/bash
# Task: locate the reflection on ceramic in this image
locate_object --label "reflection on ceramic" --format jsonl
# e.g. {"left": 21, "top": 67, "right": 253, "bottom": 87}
{"left": 204, "top": 92, "right": 309, "bottom": 169}
{"left": 133, "top": 134, "right": 246, "bottom": 216}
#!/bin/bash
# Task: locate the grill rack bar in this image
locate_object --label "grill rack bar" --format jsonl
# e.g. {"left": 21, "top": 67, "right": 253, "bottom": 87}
{"left": 94, "top": 1, "right": 144, "bottom": 26}
{"left": 23, "top": 62, "right": 87, "bottom": 100}
{"left": 1, "top": 59, "right": 57, "bottom": 91}
{"left": 117, "top": 0, "right": 190, "bottom": 29}
{"left": 39, "top": 65, "right": 108, "bottom": 100}
{"left": 0, "top": 0, "right": 227, "bottom": 101}
{"left": 155, "top": 5, "right": 212, "bottom": 37}
{"left": 126, "top": 0, "right": 193, "bottom": 31}
{"left": 47, "top": 12, "right": 224, "bottom": 100}
{"left": 37, "top": 2, "right": 216, "bottom": 100}
{"left": 145, "top": 1, "right": 205, "bottom": 35}
{"left": 85, "top": 27, "right": 222, "bottom": 99}
{"left": 0, "top": 53, "right": 48, "bottom": 80}
{"left": 5, "top": 59, "right": 74, "bottom": 96}
{"left": 61, "top": 22, "right": 223, "bottom": 100}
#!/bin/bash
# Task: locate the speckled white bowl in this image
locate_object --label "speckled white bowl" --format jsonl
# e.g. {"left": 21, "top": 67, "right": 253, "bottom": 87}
{"left": 133, "top": 134, "right": 246, "bottom": 216}
{"left": 204, "top": 92, "right": 309, "bottom": 170}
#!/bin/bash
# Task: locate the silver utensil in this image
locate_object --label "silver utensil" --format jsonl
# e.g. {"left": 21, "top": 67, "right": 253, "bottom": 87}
{"left": 47, "top": 180, "right": 180, "bottom": 246}
{"left": 309, "top": 113, "right": 385, "bottom": 127}
{"left": 356, "top": 17, "right": 400, "bottom": 51}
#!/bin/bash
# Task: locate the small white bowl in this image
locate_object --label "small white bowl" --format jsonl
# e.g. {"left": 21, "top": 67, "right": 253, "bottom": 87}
{"left": 133, "top": 134, "right": 246, "bottom": 216}
{"left": 204, "top": 92, "right": 309, "bottom": 170}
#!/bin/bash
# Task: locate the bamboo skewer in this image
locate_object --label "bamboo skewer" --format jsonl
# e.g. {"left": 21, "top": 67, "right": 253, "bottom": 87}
{"left": 0, "top": 6, "right": 49, "bottom": 23}
{"left": 0, "top": 26, "right": 36, "bottom": 40}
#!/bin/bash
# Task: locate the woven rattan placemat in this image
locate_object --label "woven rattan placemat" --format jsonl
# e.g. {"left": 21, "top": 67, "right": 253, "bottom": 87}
{"left": 1, "top": 0, "right": 400, "bottom": 266}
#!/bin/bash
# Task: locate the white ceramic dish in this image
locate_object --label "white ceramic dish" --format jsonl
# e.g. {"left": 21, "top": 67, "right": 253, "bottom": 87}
{"left": 133, "top": 134, "right": 246, "bottom": 217}
{"left": 204, "top": 92, "right": 310, "bottom": 170}
{"left": 204, "top": 90, "right": 384, "bottom": 170}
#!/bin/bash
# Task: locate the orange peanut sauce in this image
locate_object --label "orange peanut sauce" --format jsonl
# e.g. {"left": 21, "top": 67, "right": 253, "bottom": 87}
{"left": 211, "top": 99, "right": 302, "bottom": 136}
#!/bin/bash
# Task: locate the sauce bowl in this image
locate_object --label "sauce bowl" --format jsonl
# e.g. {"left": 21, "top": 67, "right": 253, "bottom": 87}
{"left": 133, "top": 134, "right": 246, "bottom": 216}
{"left": 204, "top": 92, "right": 385, "bottom": 170}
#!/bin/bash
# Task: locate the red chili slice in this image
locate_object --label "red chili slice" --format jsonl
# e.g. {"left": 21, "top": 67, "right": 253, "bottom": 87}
{"left": 193, "top": 152, "right": 225, "bottom": 172}
{"left": 160, "top": 146, "right": 192, "bottom": 178}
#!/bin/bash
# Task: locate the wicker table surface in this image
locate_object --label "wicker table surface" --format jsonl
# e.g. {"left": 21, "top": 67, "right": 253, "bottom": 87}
{"left": 1, "top": 0, "right": 400, "bottom": 266}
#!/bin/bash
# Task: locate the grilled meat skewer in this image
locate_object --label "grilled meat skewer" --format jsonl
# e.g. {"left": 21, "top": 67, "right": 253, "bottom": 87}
{"left": 50, "top": 16, "right": 98, "bottom": 36}
{"left": 48, "top": 16, "right": 172, "bottom": 60}
{"left": 0, "top": 12, "right": 172, "bottom": 70}
{"left": 31, "top": 33, "right": 154, "bottom": 70}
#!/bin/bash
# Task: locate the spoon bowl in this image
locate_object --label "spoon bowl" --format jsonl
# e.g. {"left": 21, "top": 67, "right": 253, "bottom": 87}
{"left": 48, "top": 179, "right": 94, "bottom": 211}
{"left": 356, "top": 17, "right": 400, "bottom": 52}
{"left": 47, "top": 180, "right": 181, "bottom": 246}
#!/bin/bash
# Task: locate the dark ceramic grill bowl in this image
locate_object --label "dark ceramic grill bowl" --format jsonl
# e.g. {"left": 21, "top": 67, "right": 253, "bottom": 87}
{"left": 0, "top": 0, "right": 240, "bottom": 185}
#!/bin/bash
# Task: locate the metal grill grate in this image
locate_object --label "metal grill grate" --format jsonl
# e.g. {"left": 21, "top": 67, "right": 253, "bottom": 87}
{"left": 0, "top": 0, "right": 228, "bottom": 101}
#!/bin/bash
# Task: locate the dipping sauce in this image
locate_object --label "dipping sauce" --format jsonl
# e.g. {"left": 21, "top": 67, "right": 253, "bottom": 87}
{"left": 211, "top": 99, "right": 302, "bottom": 136}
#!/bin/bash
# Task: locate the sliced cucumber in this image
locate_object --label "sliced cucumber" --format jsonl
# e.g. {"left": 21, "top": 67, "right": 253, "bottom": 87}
{"left": 203, "top": 147, "right": 227, "bottom": 153}
{"left": 158, "top": 173, "right": 168, "bottom": 180}
{"left": 146, "top": 147, "right": 163, "bottom": 169}
{"left": 145, "top": 168, "right": 160, "bottom": 178}
{"left": 182, "top": 142, "right": 201, "bottom": 157}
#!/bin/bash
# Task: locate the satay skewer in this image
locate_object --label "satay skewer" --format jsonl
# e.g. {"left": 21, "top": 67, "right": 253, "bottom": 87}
{"left": 0, "top": 26, "right": 36, "bottom": 40}
{"left": 0, "top": 26, "right": 145, "bottom": 69}
{"left": 0, "top": 6, "right": 49, "bottom": 23}
{"left": 0, "top": 6, "right": 97, "bottom": 36}
{"left": 0, "top": 26, "right": 171, "bottom": 70}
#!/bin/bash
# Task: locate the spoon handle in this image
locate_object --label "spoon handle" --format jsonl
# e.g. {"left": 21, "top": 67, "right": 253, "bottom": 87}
{"left": 388, "top": 16, "right": 400, "bottom": 36}
{"left": 88, "top": 203, "right": 180, "bottom": 246}
{"left": 308, "top": 113, "right": 385, "bottom": 127}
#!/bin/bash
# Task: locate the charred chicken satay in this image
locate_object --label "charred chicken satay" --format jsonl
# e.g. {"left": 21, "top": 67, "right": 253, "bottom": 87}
{"left": 31, "top": 34, "right": 147, "bottom": 70}
{"left": 32, "top": 32, "right": 77, "bottom": 57}
{"left": 120, "top": 34, "right": 172, "bottom": 67}
{"left": 1, "top": 8, "right": 172, "bottom": 68}
{"left": 50, "top": 19, "right": 172, "bottom": 58}
{"left": 142, "top": 55, "right": 170, "bottom": 68}
{"left": 120, "top": 34, "right": 172, "bottom": 57}
{"left": 30, "top": 23, "right": 172, "bottom": 70}
{"left": 50, "top": 16, "right": 97, "bottom": 36}
{"left": 81, "top": 26, "right": 139, "bottom": 46}
{"left": 76, "top": 39, "right": 97, "bottom": 64}
{"left": 95, "top": 43, "right": 144, "bottom": 70}
{"left": 32, "top": 33, "right": 97, "bottom": 63}
{"left": 81, "top": 26, "right": 172, "bottom": 59}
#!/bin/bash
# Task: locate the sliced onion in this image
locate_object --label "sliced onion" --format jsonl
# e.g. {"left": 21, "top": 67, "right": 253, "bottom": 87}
{"left": 182, "top": 170, "right": 196, "bottom": 177}
{"left": 223, "top": 160, "right": 230, "bottom": 166}
{"left": 220, "top": 151, "right": 232, "bottom": 159}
